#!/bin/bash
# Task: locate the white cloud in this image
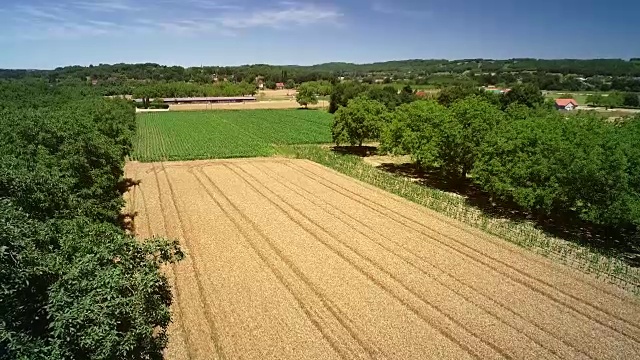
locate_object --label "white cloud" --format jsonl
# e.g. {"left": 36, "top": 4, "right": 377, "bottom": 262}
{"left": 180, "top": 0, "right": 244, "bottom": 11}
{"left": 73, "top": 1, "right": 135, "bottom": 12}
{"left": 15, "top": 5, "right": 68, "bottom": 21}
{"left": 372, "top": 1, "right": 432, "bottom": 19}
{"left": 4, "top": 0, "right": 343, "bottom": 40}
{"left": 219, "top": 3, "right": 343, "bottom": 29}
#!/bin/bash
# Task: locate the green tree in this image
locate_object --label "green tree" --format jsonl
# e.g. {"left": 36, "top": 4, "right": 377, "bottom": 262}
{"left": 473, "top": 110, "right": 635, "bottom": 226}
{"left": 265, "top": 80, "right": 276, "bottom": 90}
{"left": 366, "top": 86, "right": 401, "bottom": 109}
{"left": 437, "top": 85, "right": 482, "bottom": 107}
{"left": 586, "top": 94, "right": 604, "bottom": 106}
{"left": 328, "top": 82, "right": 369, "bottom": 113}
{"left": 332, "top": 97, "right": 388, "bottom": 146}
{"left": 440, "top": 96, "right": 506, "bottom": 179}
{"left": 0, "top": 83, "right": 184, "bottom": 359}
{"left": 296, "top": 83, "right": 318, "bottom": 108}
{"left": 500, "top": 83, "right": 545, "bottom": 109}
{"left": 380, "top": 100, "right": 450, "bottom": 168}
{"left": 285, "top": 79, "right": 296, "bottom": 89}
{"left": 623, "top": 92, "right": 640, "bottom": 107}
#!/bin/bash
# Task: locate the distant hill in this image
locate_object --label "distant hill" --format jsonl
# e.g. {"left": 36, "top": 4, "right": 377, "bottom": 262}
{"left": 2, "top": 59, "right": 640, "bottom": 81}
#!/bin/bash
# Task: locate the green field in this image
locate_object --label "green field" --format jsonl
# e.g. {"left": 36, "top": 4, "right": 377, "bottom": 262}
{"left": 132, "top": 109, "right": 333, "bottom": 161}
{"left": 543, "top": 91, "right": 599, "bottom": 105}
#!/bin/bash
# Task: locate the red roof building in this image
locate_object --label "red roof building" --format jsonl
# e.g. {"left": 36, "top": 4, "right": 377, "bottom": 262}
{"left": 276, "top": 82, "right": 285, "bottom": 90}
{"left": 555, "top": 98, "right": 578, "bottom": 111}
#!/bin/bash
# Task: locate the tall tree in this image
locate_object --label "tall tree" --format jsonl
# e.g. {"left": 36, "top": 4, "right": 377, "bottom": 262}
{"left": 441, "top": 96, "right": 506, "bottom": 179}
{"left": 332, "top": 97, "right": 388, "bottom": 146}
{"left": 296, "top": 83, "right": 318, "bottom": 108}
{"left": 500, "top": 83, "right": 545, "bottom": 109}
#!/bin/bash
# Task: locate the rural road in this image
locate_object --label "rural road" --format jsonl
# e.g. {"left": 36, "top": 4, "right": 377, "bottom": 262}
{"left": 125, "top": 158, "right": 640, "bottom": 360}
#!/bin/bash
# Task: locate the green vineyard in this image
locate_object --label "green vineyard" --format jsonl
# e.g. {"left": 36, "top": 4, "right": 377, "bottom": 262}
{"left": 132, "top": 109, "right": 333, "bottom": 161}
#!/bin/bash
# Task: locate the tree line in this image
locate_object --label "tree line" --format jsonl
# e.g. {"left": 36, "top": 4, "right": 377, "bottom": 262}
{"left": 586, "top": 92, "right": 640, "bottom": 108}
{"left": 3, "top": 59, "right": 640, "bottom": 80}
{"left": 0, "top": 83, "right": 182, "bottom": 359}
{"left": 3, "top": 59, "right": 640, "bottom": 93}
{"left": 331, "top": 84, "right": 640, "bottom": 249}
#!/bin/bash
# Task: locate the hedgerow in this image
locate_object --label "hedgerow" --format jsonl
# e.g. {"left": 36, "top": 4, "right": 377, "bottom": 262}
{"left": 333, "top": 86, "right": 640, "bottom": 251}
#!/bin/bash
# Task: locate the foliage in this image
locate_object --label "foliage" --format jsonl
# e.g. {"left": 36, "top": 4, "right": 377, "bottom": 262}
{"left": 131, "top": 81, "right": 256, "bottom": 100}
{"left": 285, "top": 79, "right": 296, "bottom": 89}
{"left": 331, "top": 97, "right": 388, "bottom": 146}
{"left": 133, "top": 110, "right": 333, "bottom": 161}
{"left": 0, "top": 82, "right": 182, "bottom": 359}
{"left": 365, "top": 86, "right": 401, "bottom": 108}
{"left": 624, "top": 93, "right": 640, "bottom": 108}
{"left": 437, "top": 85, "right": 481, "bottom": 107}
{"left": 328, "top": 82, "right": 369, "bottom": 113}
{"left": 586, "top": 92, "right": 632, "bottom": 108}
{"left": 500, "top": 83, "right": 545, "bottom": 109}
{"left": 380, "top": 100, "right": 450, "bottom": 167}
{"left": 296, "top": 83, "right": 319, "bottom": 108}
{"left": 440, "top": 96, "right": 505, "bottom": 179}
{"left": 474, "top": 111, "right": 639, "bottom": 230}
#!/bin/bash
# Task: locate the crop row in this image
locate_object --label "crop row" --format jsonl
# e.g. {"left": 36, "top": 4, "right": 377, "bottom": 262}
{"left": 132, "top": 109, "right": 333, "bottom": 161}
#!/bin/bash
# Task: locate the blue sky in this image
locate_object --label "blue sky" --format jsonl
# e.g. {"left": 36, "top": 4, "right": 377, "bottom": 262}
{"left": 0, "top": 0, "right": 638, "bottom": 69}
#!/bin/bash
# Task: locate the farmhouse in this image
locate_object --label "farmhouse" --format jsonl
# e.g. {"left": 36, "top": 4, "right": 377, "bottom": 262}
{"left": 276, "top": 82, "right": 285, "bottom": 90}
{"left": 134, "top": 96, "right": 257, "bottom": 105}
{"left": 555, "top": 98, "right": 578, "bottom": 111}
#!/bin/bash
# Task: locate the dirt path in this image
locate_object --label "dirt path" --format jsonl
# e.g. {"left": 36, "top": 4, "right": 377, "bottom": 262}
{"left": 125, "top": 158, "right": 640, "bottom": 360}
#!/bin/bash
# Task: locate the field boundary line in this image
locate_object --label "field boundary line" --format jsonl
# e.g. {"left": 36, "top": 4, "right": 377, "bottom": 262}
{"left": 225, "top": 163, "right": 505, "bottom": 359}
{"left": 192, "top": 165, "right": 385, "bottom": 360}
{"left": 249, "top": 160, "right": 591, "bottom": 359}
{"left": 287, "top": 160, "right": 640, "bottom": 341}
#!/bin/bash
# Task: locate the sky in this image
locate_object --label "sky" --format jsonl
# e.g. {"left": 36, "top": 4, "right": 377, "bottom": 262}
{"left": 0, "top": 0, "right": 639, "bottom": 69}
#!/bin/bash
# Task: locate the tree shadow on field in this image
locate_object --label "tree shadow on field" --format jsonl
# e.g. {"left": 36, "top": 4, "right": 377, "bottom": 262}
{"left": 332, "top": 145, "right": 379, "bottom": 157}
{"left": 118, "top": 212, "right": 138, "bottom": 234}
{"left": 118, "top": 178, "right": 141, "bottom": 194}
{"left": 352, "top": 148, "right": 640, "bottom": 267}
{"left": 117, "top": 177, "right": 141, "bottom": 234}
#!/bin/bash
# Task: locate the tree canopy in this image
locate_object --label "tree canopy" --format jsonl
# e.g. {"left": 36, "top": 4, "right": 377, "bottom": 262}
{"left": 296, "top": 83, "right": 319, "bottom": 108}
{"left": 332, "top": 97, "right": 388, "bottom": 146}
{"left": 0, "top": 83, "right": 182, "bottom": 359}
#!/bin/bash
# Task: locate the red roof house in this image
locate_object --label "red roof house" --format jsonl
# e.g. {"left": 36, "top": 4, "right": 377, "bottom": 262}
{"left": 555, "top": 98, "right": 578, "bottom": 111}
{"left": 276, "top": 82, "right": 285, "bottom": 90}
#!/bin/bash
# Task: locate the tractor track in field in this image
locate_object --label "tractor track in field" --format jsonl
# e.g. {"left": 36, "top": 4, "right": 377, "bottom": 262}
{"left": 242, "top": 161, "right": 589, "bottom": 359}
{"left": 225, "top": 163, "right": 505, "bottom": 359}
{"left": 125, "top": 158, "right": 640, "bottom": 360}
{"left": 191, "top": 165, "right": 382, "bottom": 359}
{"left": 285, "top": 161, "right": 640, "bottom": 335}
